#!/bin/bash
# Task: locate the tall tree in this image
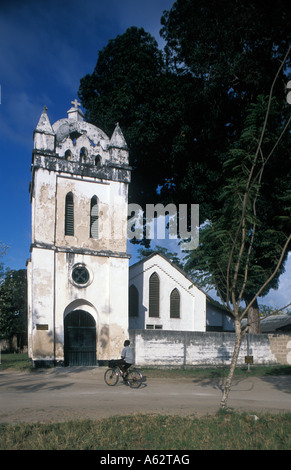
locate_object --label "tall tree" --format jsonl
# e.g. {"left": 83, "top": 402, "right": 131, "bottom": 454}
{"left": 185, "top": 50, "right": 291, "bottom": 406}
{"left": 78, "top": 3, "right": 291, "bottom": 315}
{"left": 137, "top": 245, "right": 185, "bottom": 270}
{"left": 79, "top": 2, "right": 291, "bottom": 218}
{"left": 79, "top": 26, "right": 180, "bottom": 207}
{"left": 0, "top": 242, "right": 8, "bottom": 281}
{"left": 186, "top": 90, "right": 291, "bottom": 331}
{"left": 160, "top": 0, "right": 291, "bottom": 214}
{"left": 0, "top": 269, "right": 27, "bottom": 350}
{"left": 79, "top": 26, "right": 213, "bottom": 216}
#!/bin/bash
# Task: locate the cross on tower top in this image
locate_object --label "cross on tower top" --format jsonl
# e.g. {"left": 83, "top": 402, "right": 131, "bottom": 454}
{"left": 68, "top": 98, "right": 84, "bottom": 121}
{"left": 71, "top": 98, "right": 81, "bottom": 109}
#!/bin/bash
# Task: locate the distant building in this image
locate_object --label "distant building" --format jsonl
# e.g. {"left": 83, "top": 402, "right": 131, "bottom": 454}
{"left": 205, "top": 296, "right": 234, "bottom": 332}
{"left": 260, "top": 314, "right": 291, "bottom": 333}
{"left": 129, "top": 252, "right": 234, "bottom": 333}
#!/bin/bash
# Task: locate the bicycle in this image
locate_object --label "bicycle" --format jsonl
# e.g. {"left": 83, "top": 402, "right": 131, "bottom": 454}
{"left": 104, "top": 360, "right": 143, "bottom": 388}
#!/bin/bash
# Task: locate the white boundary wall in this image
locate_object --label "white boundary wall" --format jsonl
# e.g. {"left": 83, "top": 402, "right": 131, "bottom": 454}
{"left": 129, "top": 330, "right": 291, "bottom": 367}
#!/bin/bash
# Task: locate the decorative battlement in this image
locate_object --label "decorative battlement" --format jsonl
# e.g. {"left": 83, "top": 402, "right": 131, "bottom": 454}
{"left": 32, "top": 100, "right": 130, "bottom": 181}
{"left": 31, "top": 151, "right": 131, "bottom": 184}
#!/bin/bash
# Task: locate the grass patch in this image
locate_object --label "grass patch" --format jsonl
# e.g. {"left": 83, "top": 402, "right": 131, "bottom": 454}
{"left": 144, "top": 364, "right": 291, "bottom": 379}
{"left": 0, "top": 412, "right": 290, "bottom": 450}
{"left": 0, "top": 353, "right": 32, "bottom": 371}
{"left": 1, "top": 355, "right": 290, "bottom": 450}
{"left": 1, "top": 353, "right": 291, "bottom": 377}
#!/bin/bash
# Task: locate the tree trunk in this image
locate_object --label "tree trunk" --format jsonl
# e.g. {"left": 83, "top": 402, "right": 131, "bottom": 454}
{"left": 220, "top": 319, "right": 242, "bottom": 409}
{"left": 247, "top": 297, "right": 261, "bottom": 334}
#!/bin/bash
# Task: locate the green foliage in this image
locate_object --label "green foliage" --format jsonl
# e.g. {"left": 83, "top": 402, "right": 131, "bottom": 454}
{"left": 78, "top": 3, "right": 291, "bottom": 305}
{"left": 79, "top": 26, "right": 179, "bottom": 207}
{"left": 137, "top": 245, "right": 184, "bottom": 269}
{"left": 0, "top": 242, "right": 8, "bottom": 282}
{"left": 259, "top": 304, "right": 291, "bottom": 317}
{"left": 161, "top": 0, "right": 291, "bottom": 92}
{"left": 78, "top": 26, "right": 222, "bottom": 217}
{"left": 159, "top": 0, "right": 291, "bottom": 214}
{"left": 185, "top": 94, "right": 291, "bottom": 310}
{"left": 0, "top": 269, "right": 27, "bottom": 344}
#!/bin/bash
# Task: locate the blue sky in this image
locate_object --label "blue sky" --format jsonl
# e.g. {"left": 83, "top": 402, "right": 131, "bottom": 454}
{"left": 0, "top": 0, "right": 290, "bottom": 309}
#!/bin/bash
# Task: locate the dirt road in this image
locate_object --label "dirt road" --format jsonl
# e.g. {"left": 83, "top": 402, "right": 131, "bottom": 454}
{"left": 0, "top": 367, "right": 291, "bottom": 424}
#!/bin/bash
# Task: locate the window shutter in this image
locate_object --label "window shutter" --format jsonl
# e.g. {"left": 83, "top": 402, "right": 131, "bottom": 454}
{"left": 170, "top": 288, "right": 180, "bottom": 318}
{"left": 90, "top": 196, "right": 98, "bottom": 238}
{"left": 65, "top": 193, "right": 74, "bottom": 236}
{"left": 149, "top": 273, "right": 159, "bottom": 317}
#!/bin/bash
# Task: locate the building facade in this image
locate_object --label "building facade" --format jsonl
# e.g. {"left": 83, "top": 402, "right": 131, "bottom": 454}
{"left": 129, "top": 253, "right": 235, "bottom": 333}
{"left": 129, "top": 253, "right": 206, "bottom": 332}
{"left": 27, "top": 101, "right": 131, "bottom": 366}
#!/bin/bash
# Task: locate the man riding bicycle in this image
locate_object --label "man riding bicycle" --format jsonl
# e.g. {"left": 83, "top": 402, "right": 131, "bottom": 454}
{"left": 118, "top": 340, "right": 134, "bottom": 379}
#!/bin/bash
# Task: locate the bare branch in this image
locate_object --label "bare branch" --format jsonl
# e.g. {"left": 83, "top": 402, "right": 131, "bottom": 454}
{"left": 227, "top": 44, "right": 291, "bottom": 313}
{"left": 262, "top": 302, "right": 291, "bottom": 317}
{"left": 240, "top": 234, "right": 291, "bottom": 320}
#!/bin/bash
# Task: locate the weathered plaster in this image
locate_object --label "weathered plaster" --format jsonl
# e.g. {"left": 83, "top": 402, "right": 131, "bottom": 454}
{"left": 28, "top": 102, "right": 131, "bottom": 366}
{"left": 130, "top": 330, "right": 287, "bottom": 367}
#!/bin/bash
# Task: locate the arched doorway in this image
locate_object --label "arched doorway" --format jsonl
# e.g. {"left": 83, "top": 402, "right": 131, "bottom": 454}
{"left": 64, "top": 310, "right": 96, "bottom": 366}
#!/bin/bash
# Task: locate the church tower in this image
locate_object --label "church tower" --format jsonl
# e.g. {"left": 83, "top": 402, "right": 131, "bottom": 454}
{"left": 27, "top": 100, "right": 131, "bottom": 366}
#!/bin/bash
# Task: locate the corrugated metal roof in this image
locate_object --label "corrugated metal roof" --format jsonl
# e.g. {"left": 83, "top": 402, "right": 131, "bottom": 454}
{"left": 260, "top": 314, "right": 291, "bottom": 333}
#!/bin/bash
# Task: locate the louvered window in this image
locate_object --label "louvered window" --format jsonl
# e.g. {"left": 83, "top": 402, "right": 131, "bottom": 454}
{"left": 149, "top": 272, "right": 159, "bottom": 317}
{"left": 129, "top": 285, "right": 139, "bottom": 317}
{"left": 170, "top": 288, "right": 180, "bottom": 318}
{"left": 65, "top": 192, "right": 74, "bottom": 236}
{"left": 90, "top": 196, "right": 98, "bottom": 239}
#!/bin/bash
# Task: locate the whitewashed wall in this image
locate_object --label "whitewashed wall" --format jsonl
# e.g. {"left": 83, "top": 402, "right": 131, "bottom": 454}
{"left": 129, "top": 330, "right": 291, "bottom": 366}
{"left": 129, "top": 254, "right": 206, "bottom": 332}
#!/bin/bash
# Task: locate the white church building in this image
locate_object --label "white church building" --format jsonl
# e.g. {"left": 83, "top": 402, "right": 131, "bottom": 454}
{"left": 27, "top": 101, "right": 233, "bottom": 367}
{"left": 27, "top": 100, "right": 132, "bottom": 367}
{"left": 129, "top": 253, "right": 206, "bottom": 331}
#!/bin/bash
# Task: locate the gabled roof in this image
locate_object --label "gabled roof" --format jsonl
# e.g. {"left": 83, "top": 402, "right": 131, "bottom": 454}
{"left": 130, "top": 251, "right": 196, "bottom": 285}
{"left": 130, "top": 251, "right": 229, "bottom": 315}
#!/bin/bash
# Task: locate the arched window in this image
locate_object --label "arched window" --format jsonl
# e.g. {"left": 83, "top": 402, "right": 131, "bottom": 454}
{"left": 129, "top": 285, "right": 139, "bottom": 317}
{"left": 65, "top": 192, "right": 74, "bottom": 236}
{"left": 95, "top": 155, "right": 101, "bottom": 167}
{"left": 65, "top": 150, "right": 72, "bottom": 161}
{"left": 170, "top": 288, "right": 180, "bottom": 318}
{"left": 149, "top": 272, "right": 159, "bottom": 317}
{"left": 90, "top": 196, "right": 98, "bottom": 239}
{"left": 80, "top": 147, "right": 88, "bottom": 162}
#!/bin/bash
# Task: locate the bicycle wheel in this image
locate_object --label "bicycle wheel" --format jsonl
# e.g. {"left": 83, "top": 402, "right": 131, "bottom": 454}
{"left": 127, "top": 369, "right": 143, "bottom": 388}
{"left": 104, "top": 368, "right": 119, "bottom": 386}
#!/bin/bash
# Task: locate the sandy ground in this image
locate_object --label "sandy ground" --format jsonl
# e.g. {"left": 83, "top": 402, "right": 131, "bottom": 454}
{"left": 0, "top": 367, "right": 291, "bottom": 424}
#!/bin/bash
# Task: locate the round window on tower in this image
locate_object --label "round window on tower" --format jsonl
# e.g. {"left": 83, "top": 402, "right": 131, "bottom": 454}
{"left": 70, "top": 264, "right": 92, "bottom": 287}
